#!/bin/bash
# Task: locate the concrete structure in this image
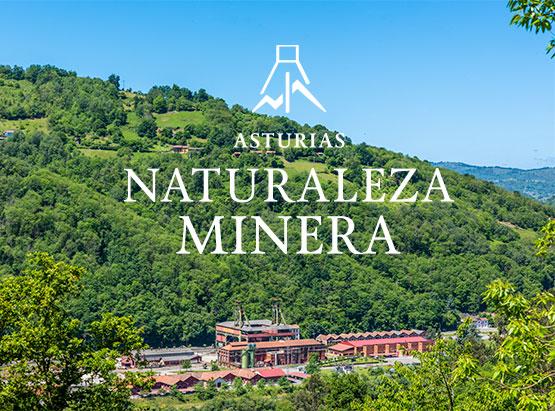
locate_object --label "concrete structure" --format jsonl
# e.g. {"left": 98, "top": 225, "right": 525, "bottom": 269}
{"left": 215, "top": 319, "right": 300, "bottom": 346}
{"left": 316, "top": 329, "right": 424, "bottom": 345}
{"left": 328, "top": 336, "right": 433, "bottom": 358}
{"left": 218, "top": 339, "right": 325, "bottom": 368}
{"left": 123, "top": 348, "right": 202, "bottom": 368}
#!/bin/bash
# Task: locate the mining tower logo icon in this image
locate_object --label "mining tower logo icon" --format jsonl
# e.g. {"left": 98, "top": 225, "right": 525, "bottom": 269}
{"left": 253, "top": 45, "right": 326, "bottom": 114}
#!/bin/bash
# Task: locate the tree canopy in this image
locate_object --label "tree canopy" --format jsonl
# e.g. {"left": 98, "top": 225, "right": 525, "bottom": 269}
{"left": 0, "top": 253, "right": 146, "bottom": 410}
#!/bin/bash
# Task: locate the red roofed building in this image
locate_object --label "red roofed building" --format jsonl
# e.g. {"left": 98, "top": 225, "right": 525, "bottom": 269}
{"left": 287, "top": 371, "right": 309, "bottom": 381}
{"left": 316, "top": 329, "right": 424, "bottom": 345}
{"left": 136, "top": 367, "right": 315, "bottom": 396}
{"left": 328, "top": 336, "right": 434, "bottom": 357}
{"left": 256, "top": 368, "right": 286, "bottom": 380}
{"left": 144, "top": 369, "right": 262, "bottom": 393}
{"left": 150, "top": 374, "right": 200, "bottom": 391}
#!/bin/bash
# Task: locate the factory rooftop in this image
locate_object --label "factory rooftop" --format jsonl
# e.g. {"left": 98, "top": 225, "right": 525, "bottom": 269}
{"left": 216, "top": 319, "right": 300, "bottom": 332}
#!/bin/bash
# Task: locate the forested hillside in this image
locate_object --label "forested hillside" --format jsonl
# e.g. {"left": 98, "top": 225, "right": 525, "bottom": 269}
{"left": 435, "top": 161, "right": 555, "bottom": 202}
{"left": 1, "top": 65, "right": 554, "bottom": 348}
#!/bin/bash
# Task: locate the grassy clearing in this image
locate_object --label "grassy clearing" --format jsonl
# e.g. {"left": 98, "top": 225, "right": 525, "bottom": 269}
{"left": 154, "top": 111, "right": 204, "bottom": 128}
{"left": 133, "top": 391, "right": 293, "bottom": 410}
{"left": 498, "top": 221, "right": 538, "bottom": 244}
{"left": 284, "top": 159, "right": 336, "bottom": 183}
{"left": 284, "top": 159, "right": 327, "bottom": 173}
{"left": 120, "top": 111, "right": 205, "bottom": 143}
{"left": 126, "top": 111, "right": 142, "bottom": 128}
{"left": 79, "top": 149, "right": 118, "bottom": 159}
{"left": 515, "top": 227, "right": 538, "bottom": 244}
{"left": 0, "top": 118, "right": 48, "bottom": 134}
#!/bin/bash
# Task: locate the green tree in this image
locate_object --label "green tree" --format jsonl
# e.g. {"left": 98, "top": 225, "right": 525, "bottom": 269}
{"left": 181, "top": 359, "right": 192, "bottom": 370}
{"left": 326, "top": 372, "right": 369, "bottom": 410}
{"left": 0, "top": 253, "right": 146, "bottom": 410}
{"left": 203, "top": 380, "right": 217, "bottom": 400}
{"left": 108, "top": 74, "right": 120, "bottom": 90}
{"left": 537, "top": 219, "right": 555, "bottom": 255}
{"left": 457, "top": 280, "right": 555, "bottom": 410}
{"left": 370, "top": 339, "right": 461, "bottom": 411}
{"left": 256, "top": 378, "right": 267, "bottom": 392}
{"left": 278, "top": 376, "right": 293, "bottom": 393}
{"left": 456, "top": 317, "right": 480, "bottom": 347}
{"left": 305, "top": 352, "right": 321, "bottom": 374}
{"left": 232, "top": 377, "right": 246, "bottom": 395}
{"left": 137, "top": 118, "right": 157, "bottom": 138}
{"left": 291, "top": 373, "right": 328, "bottom": 411}
{"left": 508, "top": 0, "right": 555, "bottom": 57}
{"left": 152, "top": 95, "right": 167, "bottom": 113}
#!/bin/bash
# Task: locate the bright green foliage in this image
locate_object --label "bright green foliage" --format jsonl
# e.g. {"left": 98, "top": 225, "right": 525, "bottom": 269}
{"left": 278, "top": 376, "right": 293, "bottom": 393}
{"left": 256, "top": 378, "right": 267, "bottom": 392}
{"left": 291, "top": 373, "right": 328, "bottom": 411}
{"left": 366, "top": 339, "right": 462, "bottom": 411}
{"left": 469, "top": 280, "right": 554, "bottom": 410}
{"left": 507, "top": 0, "right": 555, "bottom": 57}
{"left": 537, "top": 219, "right": 555, "bottom": 255}
{"left": 305, "top": 353, "right": 321, "bottom": 375}
{"left": 181, "top": 359, "right": 192, "bottom": 370}
{"left": 0, "top": 253, "right": 146, "bottom": 411}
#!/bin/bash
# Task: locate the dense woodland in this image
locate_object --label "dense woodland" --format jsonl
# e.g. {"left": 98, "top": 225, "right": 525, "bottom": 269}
{"left": 0, "top": 65, "right": 554, "bottom": 348}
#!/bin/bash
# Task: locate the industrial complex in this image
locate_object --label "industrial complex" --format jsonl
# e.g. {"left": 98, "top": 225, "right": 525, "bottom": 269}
{"left": 214, "top": 303, "right": 433, "bottom": 368}
{"left": 126, "top": 304, "right": 435, "bottom": 397}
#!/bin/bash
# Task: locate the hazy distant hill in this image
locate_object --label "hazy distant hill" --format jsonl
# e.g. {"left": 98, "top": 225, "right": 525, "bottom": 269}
{"left": 435, "top": 162, "right": 555, "bottom": 203}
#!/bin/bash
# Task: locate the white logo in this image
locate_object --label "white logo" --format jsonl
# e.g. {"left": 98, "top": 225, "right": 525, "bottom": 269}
{"left": 253, "top": 45, "right": 326, "bottom": 114}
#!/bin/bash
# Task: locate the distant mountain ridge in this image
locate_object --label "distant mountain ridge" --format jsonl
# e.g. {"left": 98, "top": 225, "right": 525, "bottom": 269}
{"left": 434, "top": 162, "right": 555, "bottom": 203}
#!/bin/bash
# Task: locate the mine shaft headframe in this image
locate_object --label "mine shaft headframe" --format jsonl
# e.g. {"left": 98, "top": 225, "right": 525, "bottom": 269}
{"left": 234, "top": 300, "right": 250, "bottom": 327}
{"left": 271, "top": 298, "right": 287, "bottom": 325}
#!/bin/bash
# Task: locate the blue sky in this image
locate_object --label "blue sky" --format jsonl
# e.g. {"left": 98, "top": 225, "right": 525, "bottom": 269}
{"left": 1, "top": 1, "right": 553, "bottom": 168}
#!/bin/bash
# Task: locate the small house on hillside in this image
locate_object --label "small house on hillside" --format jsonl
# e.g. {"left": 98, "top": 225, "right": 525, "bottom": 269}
{"left": 473, "top": 316, "right": 490, "bottom": 329}
{"left": 460, "top": 314, "right": 491, "bottom": 329}
{"left": 170, "top": 145, "right": 203, "bottom": 155}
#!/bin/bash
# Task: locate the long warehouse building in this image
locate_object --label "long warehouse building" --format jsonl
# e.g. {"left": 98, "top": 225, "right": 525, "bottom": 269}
{"left": 328, "top": 336, "right": 434, "bottom": 357}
